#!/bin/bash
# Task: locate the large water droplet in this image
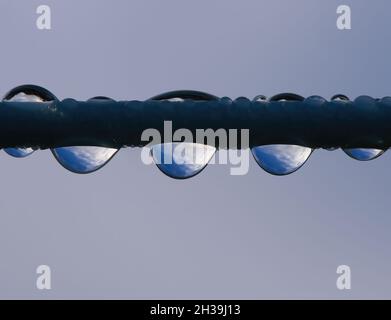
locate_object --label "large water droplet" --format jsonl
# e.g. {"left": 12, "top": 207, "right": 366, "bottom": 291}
{"left": 252, "top": 93, "right": 312, "bottom": 175}
{"left": 330, "top": 95, "right": 386, "bottom": 161}
{"left": 343, "top": 148, "right": 384, "bottom": 161}
{"left": 2, "top": 85, "right": 56, "bottom": 158}
{"left": 252, "top": 145, "right": 312, "bottom": 175}
{"left": 149, "top": 90, "right": 218, "bottom": 179}
{"left": 151, "top": 142, "right": 216, "bottom": 179}
{"left": 51, "top": 96, "right": 119, "bottom": 174}
{"left": 52, "top": 146, "right": 118, "bottom": 174}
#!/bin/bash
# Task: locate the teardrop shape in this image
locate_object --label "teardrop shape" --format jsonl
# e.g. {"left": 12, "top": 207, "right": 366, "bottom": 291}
{"left": 343, "top": 148, "right": 385, "bottom": 161}
{"left": 4, "top": 148, "right": 35, "bottom": 158}
{"left": 2, "top": 85, "right": 57, "bottom": 158}
{"left": 252, "top": 93, "right": 312, "bottom": 175}
{"left": 252, "top": 145, "right": 312, "bottom": 175}
{"left": 151, "top": 142, "right": 216, "bottom": 179}
{"left": 52, "top": 146, "right": 118, "bottom": 174}
{"left": 149, "top": 90, "right": 218, "bottom": 178}
{"left": 51, "top": 96, "right": 119, "bottom": 174}
{"left": 330, "top": 95, "right": 386, "bottom": 160}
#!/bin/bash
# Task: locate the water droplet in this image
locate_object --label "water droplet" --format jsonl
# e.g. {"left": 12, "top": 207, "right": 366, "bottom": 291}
{"left": 253, "top": 95, "right": 267, "bottom": 102}
{"left": 252, "top": 94, "right": 312, "bottom": 175}
{"left": 151, "top": 142, "right": 216, "bottom": 179}
{"left": 51, "top": 96, "right": 119, "bottom": 173}
{"left": 150, "top": 90, "right": 218, "bottom": 101}
{"left": 252, "top": 145, "right": 312, "bottom": 175}
{"left": 305, "top": 95, "right": 327, "bottom": 105}
{"left": 52, "top": 146, "right": 118, "bottom": 173}
{"left": 343, "top": 148, "right": 384, "bottom": 161}
{"left": 331, "top": 94, "right": 349, "bottom": 101}
{"left": 330, "top": 95, "right": 386, "bottom": 161}
{"left": 149, "top": 91, "right": 218, "bottom": 178}
{"left": 269, "top": 93, "right": 304, "bottom": 102}
{"left": 2, "top": 85, "right": 56, "bottom": 158}
{"left": 220, "top": 96, "right": 232, "bottom": 104}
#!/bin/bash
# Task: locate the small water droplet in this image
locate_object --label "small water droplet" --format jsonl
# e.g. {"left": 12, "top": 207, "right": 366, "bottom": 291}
{"left": 151, "top": 142, "right": 216, "bottom": 179}
{"left": 305, "top": 95, "right": 326, "bottom": 105}
{"left": 4, "top": 148, "right": 35, "bottom": 158}
{"left": 253, "top": 95, "right": 267, "bottom": 102}
{"left": 252, "top": 145, "right": 312, "bottom": 175}
{"left": 52, "top": 146, "right": 118, "bottom": 174}
{"left": 331, "top": 94, "right": 349, "bottom": 101}
{"left": 220, "top": 96, "right": 232, "bottom": 104}
{"left": 343, "top": 148, "right": 384, "bottom": 161}
{"left": 2, "top": 85, "right": 56, "bottom": 158}
{"left": 269, "top": 93, "right": 304, "bottom": 102}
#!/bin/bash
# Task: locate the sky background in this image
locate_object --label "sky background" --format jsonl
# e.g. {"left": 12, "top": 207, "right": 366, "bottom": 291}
{"left": 0, "top": 0, "right": 391, "bottom": 299}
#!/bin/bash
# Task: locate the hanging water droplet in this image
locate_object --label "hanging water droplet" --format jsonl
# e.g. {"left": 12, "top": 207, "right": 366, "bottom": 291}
{"left": 252, "top": 145, "right": 312, "bottom": 175}
{"left": 2, "top": 85, "right": 57, "bottom": 158}
{"left": 149, "top": 90, "right": 218, "bottom": 179}
{"left": 4, "top": 148, "right": 35, "bottom": 158}
{"left": 52, "top": 146, "right": 118, "bottom": 174}
{"left": 51, "top": 96, "right": 119, "bottom": 174}
{"left": 330, "top": 95, "right": 386, "bottom": 161}
{"left": 252, "top": 93, "right": 312, "bottom": 175}
{"left": 151, "top": 142, "right": 216, "bottom": 179}
{"left": 343, "top": 148, "right": 384, "bottom": 161}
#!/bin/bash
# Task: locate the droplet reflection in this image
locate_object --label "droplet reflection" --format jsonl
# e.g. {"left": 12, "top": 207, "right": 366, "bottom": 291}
{"left": 51, "top": 96, "right": 119, "bottom": 174}
{"left": 343, "top": 148, "right": 384, "bottom": 161}
{"left": 252, "top": 93, "right": 312, "bottom": 175}
{"left": 149, "top": 90, "right": 218, "bottom": 179}
{"left": 3, "top": 89, "right": 50, "bottom": 158}
{"left": 252, "top": 145, "right": 312, "bottom": 175}
{"left": 151, "top": 143, "right": 216, "bottom": 179}
{"left": 52, "top": 146, "right": 118, "bottom": 174}
{"left": 331, "top": 95, "right": 387, "bottom": 161}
